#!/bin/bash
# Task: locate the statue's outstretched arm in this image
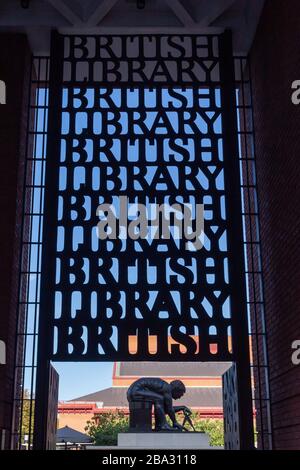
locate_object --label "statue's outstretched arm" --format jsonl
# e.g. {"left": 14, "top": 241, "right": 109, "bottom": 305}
{"left": 174, "top": 405, "right": 192, "bottom": 415}
{"left": 164, "top": 395, "right": 176, "bottom": 424}
{"left": 165, "top": 395, "right": 185, "bottom": 430}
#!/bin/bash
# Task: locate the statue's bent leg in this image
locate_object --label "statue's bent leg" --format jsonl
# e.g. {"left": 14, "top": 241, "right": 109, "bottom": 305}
{"left": 153, "top": 399, "right": 172, "bottom": 431}
{"left": 128, "top": 389, "right": 171, "bottom": 431}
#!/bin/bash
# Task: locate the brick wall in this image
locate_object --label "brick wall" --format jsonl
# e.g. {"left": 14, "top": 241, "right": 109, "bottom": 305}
{"left": 0, "top": 34, "right": 32, "bottom": 449}
{"left": 250, "top": 0, "right": 300, "bottom": 450}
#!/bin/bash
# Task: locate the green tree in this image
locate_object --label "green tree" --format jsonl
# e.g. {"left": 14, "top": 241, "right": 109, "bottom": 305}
{"left": 20, "top": 389, "right": 34, "bottom": 443}
{"left": 166, "top": 412, "right": 224, "bottom": 447}
{"left": 85, "top": 410, "right": 129, "bottom": 445}
{"left": 191, "top": 415, "right": 224, "bottom": 447}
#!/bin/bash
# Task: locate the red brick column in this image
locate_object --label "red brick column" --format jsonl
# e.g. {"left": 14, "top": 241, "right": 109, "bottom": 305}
{"left": 250, "top": 0, "right": 300, "bottom": 449}
{"left": 0, "top": 34, "right": 32, "bottom": 449}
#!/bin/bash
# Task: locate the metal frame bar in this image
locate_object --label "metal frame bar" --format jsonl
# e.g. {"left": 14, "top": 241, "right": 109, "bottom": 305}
{"left": 234, "top": 56, "right": 273, "bottom": 450}
{"left": 219, "top": 30, "right": 254, "bottom": 450}
{"left": 33, "top": 31, "right": 64, "bottom": 450}
{"left": 11, "top": 56, "right": 50, "bottom": 450}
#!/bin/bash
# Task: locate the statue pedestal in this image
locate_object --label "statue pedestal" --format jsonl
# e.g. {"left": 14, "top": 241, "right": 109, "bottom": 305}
{"left": 118, "top": 432, "right": 210, "bottom": 449}
{"left": 128, "top": 400, "right": 152, "bottom": 432}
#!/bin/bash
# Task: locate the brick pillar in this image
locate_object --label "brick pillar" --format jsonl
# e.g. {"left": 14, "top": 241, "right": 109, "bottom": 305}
{"left": 0, "top": 34, "right": 32, "bottom": 449}
{"left": 250, "top": 0, "right": 300, "bottom": 449}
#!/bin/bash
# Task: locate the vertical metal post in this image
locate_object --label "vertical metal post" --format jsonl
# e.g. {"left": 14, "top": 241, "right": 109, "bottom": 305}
{"left": 219, "top": 30, "right": 254, "bottom": 449}
{"left": 33, "top": 30, "right": 63, "bottom": 450}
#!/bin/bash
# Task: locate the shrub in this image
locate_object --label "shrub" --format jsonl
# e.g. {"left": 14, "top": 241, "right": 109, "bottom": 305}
{"left": 191, "top": 415, "right": 224, "bottom": 447}
{"left": 85, "top": 410, "right": 129, "bottom": 446}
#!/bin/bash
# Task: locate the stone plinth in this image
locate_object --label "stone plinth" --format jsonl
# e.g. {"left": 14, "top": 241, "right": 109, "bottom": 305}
{"left": 118, "top": 432, "right": 210, "bottom": 449}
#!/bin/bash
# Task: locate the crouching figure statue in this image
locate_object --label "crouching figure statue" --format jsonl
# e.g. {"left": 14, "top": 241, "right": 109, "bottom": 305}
{"left": 127, "top": 377, "right": 189, "bottom": 432}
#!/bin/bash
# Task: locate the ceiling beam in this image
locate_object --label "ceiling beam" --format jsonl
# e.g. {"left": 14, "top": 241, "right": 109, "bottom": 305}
{"left": 86, "top": 0, "right": 120, "bottom": 27}
{"left": 164, "top": 0, "right": 196, "bottom": 27}
{"left": 46, "top": 0, "right": 83, "bottom": 26}
{"left": 58, "top": 25, "right": 225, "bottom": 36}
{"left": 198, "top": 0, "right": 236, "bottom": 27}
{"left": 59, "top": 26, "right": 223, "bottom": 35}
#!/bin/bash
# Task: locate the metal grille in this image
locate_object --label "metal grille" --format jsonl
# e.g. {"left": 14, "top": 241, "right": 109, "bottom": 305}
{"left": 52, "top": 85, "right": 234, "bottom": 361}
{"left": 11, "top": 57, "right": 49, "bottom": 450}
{"left": 36, "top": 32, "right": 249, "bottom": 364}
{"left": 223, "top": 363, "right": 240, "bottom": 449}
{"left": 234, "top": 57, "right": 273, "bottom": 449}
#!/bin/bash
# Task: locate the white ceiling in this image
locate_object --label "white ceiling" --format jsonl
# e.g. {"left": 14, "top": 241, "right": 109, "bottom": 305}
{"left": 0, "top": 0, "right": 265, "bottom": 55}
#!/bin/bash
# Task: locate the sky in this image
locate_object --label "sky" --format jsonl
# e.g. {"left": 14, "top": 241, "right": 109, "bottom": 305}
{"left": 52, "top": 361, "right": 113, "bottom": 401}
